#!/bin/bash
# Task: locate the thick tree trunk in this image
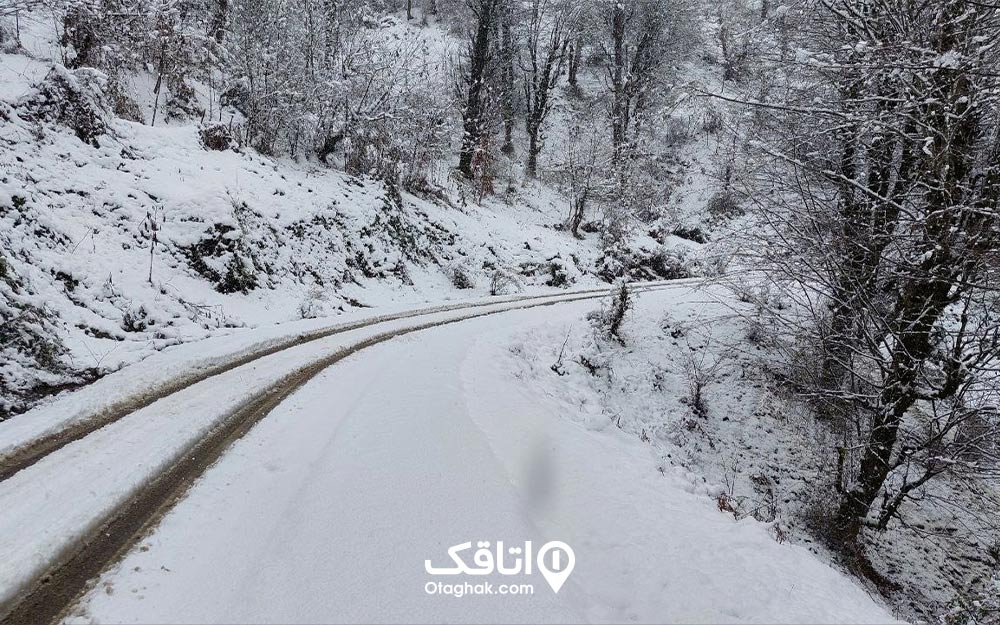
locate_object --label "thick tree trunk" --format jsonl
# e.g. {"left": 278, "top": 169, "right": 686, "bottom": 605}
{"left": 832, "top": 275, "right": 953, "bottom": 544}
{"left": 458, "top": 0, "right": 498, "bottom": 179}
{"left": 209, "top": 0, "right": 228, "bottom": 43}
{"left": 833, "top": 4, "right": 976, "bottom": 544}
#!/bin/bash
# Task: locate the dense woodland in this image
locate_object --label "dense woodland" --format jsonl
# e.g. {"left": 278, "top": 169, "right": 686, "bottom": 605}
{"left": 2, "top": 0, "right": 1000, "bottom": 621}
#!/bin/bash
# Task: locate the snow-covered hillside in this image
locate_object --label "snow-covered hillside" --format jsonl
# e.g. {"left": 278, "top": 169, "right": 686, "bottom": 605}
{"left": 507, "top": 282, "right": 1000, "bottom": 622}
{"left": 0, "top": 9, "right": 718, "bottom": 419}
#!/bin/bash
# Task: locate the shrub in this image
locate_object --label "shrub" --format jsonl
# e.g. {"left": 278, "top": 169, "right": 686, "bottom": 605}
{"left": 448, "top": 264, "right": 475, "bottom": 290}
{"left": 671, "top": 225, "right": 708, "bottom": 244}
{"left": 706, "top": 190, "right": 743, "bottom": 220}
{"left": 588, "top": 281, "right": 633, "bottom": 344}
{"left": 596, "top": 244, "right": 689, "bottom": 282}
{"left": 298, "top": 287, "right": 328, "bottom": 319}
{"left": 546, "top": 258, "right": 574, "bottom": 287}
{"left": 660, "top": 117, "right": 694, "bottom": 146}
{"left": 682, "top": 342, "right": 723, "bottom": 419}
{"left": 200, "top": 123, "right": 236, "bottom": 151}
{"left": 19, "top": 66, "right": 110, "bottom": 146}
{"left": 489, "top": 269, "right": 519, "bottom": 296}
{"left": 0, "top": 257, "right": 75, "bottom": 418}
{"left": 121, "top": 305, "right": 150, "bottom": 332}
{"left": 0, "top": 21, "right": 22, "bottom": 54}
{"left": 702, "top": 108, "right": 724, "bottom": 134}
{"left": 217, "top": 253, "right": 258, "bottom": 294}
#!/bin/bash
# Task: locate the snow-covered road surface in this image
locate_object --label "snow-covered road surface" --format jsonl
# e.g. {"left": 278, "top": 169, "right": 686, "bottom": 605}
{"left": 0, "top": 285, "right": 655, "bottom": 482}
{"left": 56, "top": 288, "right": 897, "bottom": 624}
{"left": 0, "top": 283, "right": 675, "bottom": 623}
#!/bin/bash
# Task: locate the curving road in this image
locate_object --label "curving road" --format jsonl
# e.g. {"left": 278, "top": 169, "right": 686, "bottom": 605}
{"left": 0, "top": 282, "right": 679, "bottom": 624}
{"left": 0, "top": 282, "right": 898, "bottom": 624}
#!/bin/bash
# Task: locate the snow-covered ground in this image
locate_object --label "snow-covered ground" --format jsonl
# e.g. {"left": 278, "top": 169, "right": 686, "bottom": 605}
{"left": 1, "top": 286, "right": 683, "bottom": 613}
{"left": 0, "top": 8, "right": 721, "bottom": 419}
{"left": 62, "top": 287, "right": 897, "bottom": 624}
{"left": 1, "top": 6, "right": 940, "bottom": 623}
{"left": 504, "top": 281, "right": 1000, "bottom": 621}
{"left": 0, "top": 285, "right": 630, "bottom": 463}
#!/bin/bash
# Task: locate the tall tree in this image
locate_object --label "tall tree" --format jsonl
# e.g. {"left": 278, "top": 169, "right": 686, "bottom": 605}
{"left": 520, "top": 0, "right": 570, "bottom": 177}
{"left": 457, "top": 0, "right": 501, "bottom": 178}
{"left": 596, "top": 0, "right": 669, "bottom": 164}
{"left": 740, "top": 0, "right": 1000, "bottom": 554}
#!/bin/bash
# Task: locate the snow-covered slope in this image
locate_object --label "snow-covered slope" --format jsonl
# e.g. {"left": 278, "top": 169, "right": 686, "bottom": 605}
{"left": 0, "top": 50, "right": 621, "bottom": 418}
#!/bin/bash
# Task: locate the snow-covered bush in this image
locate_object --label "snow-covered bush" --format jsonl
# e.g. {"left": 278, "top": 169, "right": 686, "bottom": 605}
{"left": 671, "top": 225, "right": 707, "bottom": 244}
{"left": 596, "top": 243, "right": 689, "bottom": 283}
{"left": 0, "top": 19, "right": 22, "bottom": 53}
{"left": 200, "top": 123, "right": 236, "bottom": 151}
{"left": 18, "top": 66, "right": 110, "bottom": 146}
{"left": 121, "top": 305, "right": 151, "bottom": 333}
{"left": 706, "top": 190, "right": 742, "bottom": 220}
{"left": 489, "top": 268, "right": 520, "bottom": 296}
{"left": 298, "top": 287, "right": 330, "bottom": 319}
{"left": 0, "top": 253, "right": 76, "bottom": 419}
{"left": 217, "top": 253, "right": 259, "bottom": 294}
{"left": 588, "top": 281, "right": 633, "bottom": 345}
{"left": 546, "top": 257, "right": 576, "bottom": 287}
{"left": 447, "top": 263, "right": 475, "bottom": 290}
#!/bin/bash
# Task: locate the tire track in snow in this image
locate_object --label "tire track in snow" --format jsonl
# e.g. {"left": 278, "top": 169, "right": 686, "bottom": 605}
{"left": 0, "top": 280, "right": 692, "bottom": 625}
{"left": 0, "top": 283, "right": 679, "bottom": 484}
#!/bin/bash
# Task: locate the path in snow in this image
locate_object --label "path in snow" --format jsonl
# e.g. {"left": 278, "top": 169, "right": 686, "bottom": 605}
{"left": 0, "top": 285, "right": 675, "bottom": 624}
{"left": 66, "top": 290, "right": 898, "bottom": 624}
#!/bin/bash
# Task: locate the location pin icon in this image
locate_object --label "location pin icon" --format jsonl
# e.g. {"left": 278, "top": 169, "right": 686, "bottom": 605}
{"left": 536, "top": 541, "right": 575, "bottom": 593}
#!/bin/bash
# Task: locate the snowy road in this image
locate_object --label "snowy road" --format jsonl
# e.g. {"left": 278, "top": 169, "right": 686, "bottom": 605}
{"left": 0, "top": 283, "right": 676, "bottom": 624}
{"left": 45, "top": 288, "right": 898, "bottom": 624}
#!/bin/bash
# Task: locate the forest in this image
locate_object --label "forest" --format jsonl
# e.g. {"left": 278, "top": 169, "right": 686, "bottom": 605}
{"left": 1, "top": 0, "right": 1000, "bottom": 622}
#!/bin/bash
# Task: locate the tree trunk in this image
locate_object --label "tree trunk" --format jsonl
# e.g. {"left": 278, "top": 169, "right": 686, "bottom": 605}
{"left": 832, "top": 275, "right": 953, "bottom": 544}
{"left": 323, "top": 0, "right": 340, "bottom": 67}
{"left": 833, "top": 3, "right": 977, "bottom": 544}
{"left": 525, "top": 124, "right": 539, "bottom": 177}
{"left": 568, "top": 36, "right": 582, "bottom": 90}
{"left": 500, "top": 14, "right": 515, "bottom": 154}
{"left": 209, "top": 0, "right": 228, "bottom": 43}
{"left": 607, "top": 4, "right": 629, "bottom": 164}
{"left": 458, "top": 0, "right": 498, "bottom": 179}
{"left": 568, "top": 190, "right": 587, "bottom": 238}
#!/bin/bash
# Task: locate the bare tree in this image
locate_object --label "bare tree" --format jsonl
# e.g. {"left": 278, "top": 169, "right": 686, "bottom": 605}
{"left": 520, "top": 0, "right": 570, "bottom": 177}
{"left": 209, "top": 0, "right": 228, "bottom": 43}
{"left": 497, "top": 1, "right": 517, "bottom": 154}
{"left": 566, "top": 33, "right": 582, "bottom": 93}
{"left": 559, "top": 105, "right": 607, "bottom": 237}
{"left": 737, "top": 0, "right": 1000, "bottom": 555}
{"left": 595, "top": 0, "right": 671, "bottom": 163}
